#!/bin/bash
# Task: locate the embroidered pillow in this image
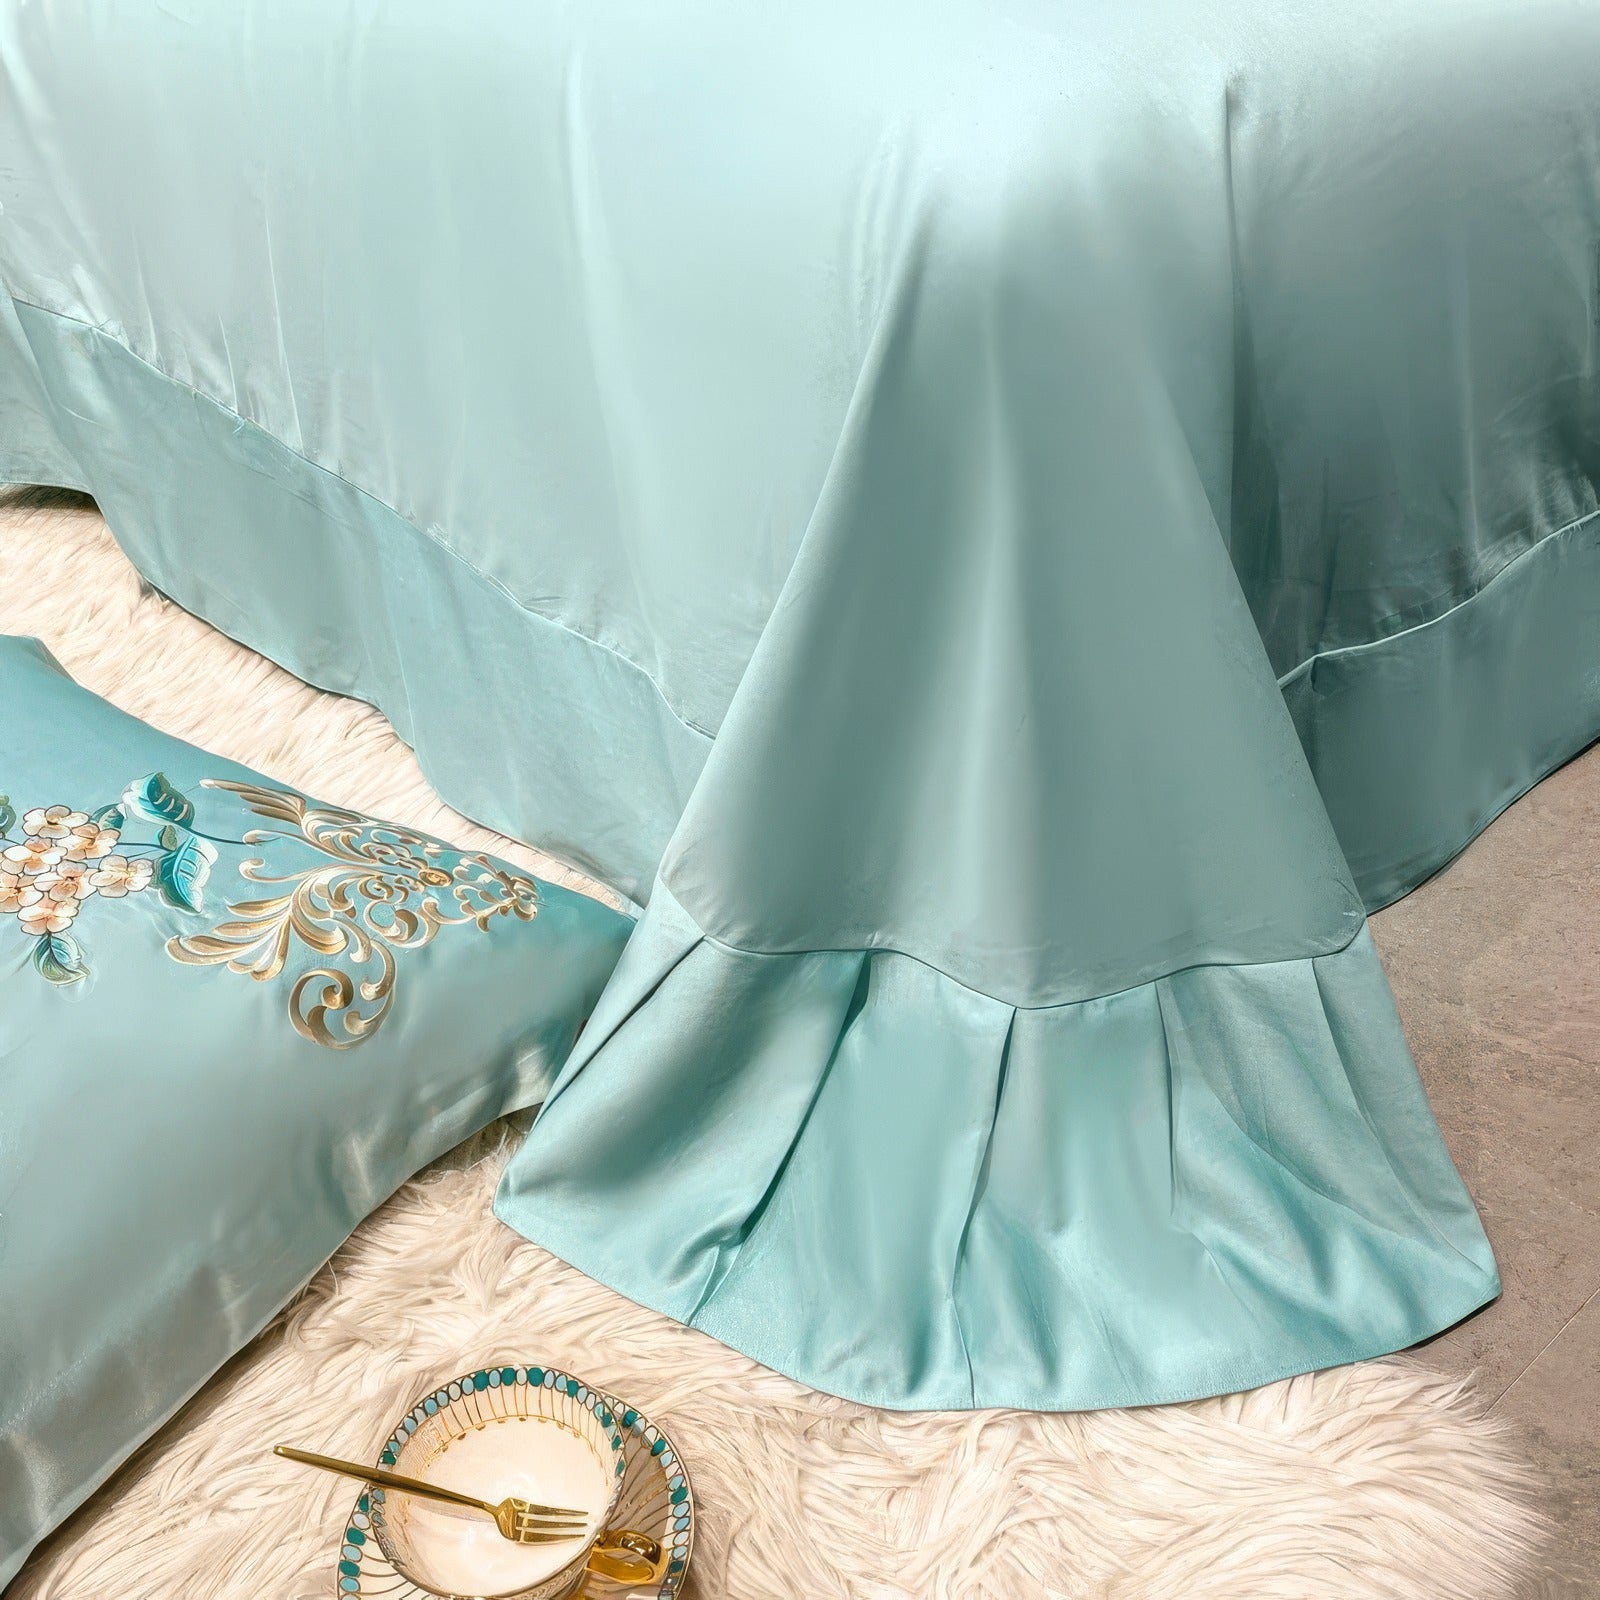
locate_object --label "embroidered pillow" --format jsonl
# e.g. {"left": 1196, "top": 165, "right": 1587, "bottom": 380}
{"left": 0, "top": 635, "right": 633, "bottom": 1587}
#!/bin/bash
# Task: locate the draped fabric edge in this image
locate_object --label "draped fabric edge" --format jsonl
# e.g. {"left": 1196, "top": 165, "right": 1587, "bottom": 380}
{"left": 494, "top": 881, "right": 1498, "bottom": 1413}
{"left": 1279, "top": 507, "right": 1600, "bottom": 911}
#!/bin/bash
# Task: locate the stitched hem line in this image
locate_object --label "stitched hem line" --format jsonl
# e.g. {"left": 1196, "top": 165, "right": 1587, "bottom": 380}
{"left": 1275, "top": 504, "right": 1600, "bottom": 690}
{"left": 633, "top": 880, "right": 1369, "bottom": 1014}
{"left": 4, "top": 292, "right": 719, "bottom": 742}
{"left": 8, "top": 291, "right": 1583, "bottom": 740}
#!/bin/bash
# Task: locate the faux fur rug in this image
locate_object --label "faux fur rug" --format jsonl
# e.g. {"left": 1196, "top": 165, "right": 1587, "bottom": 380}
{"left": 1, "top": 489, "right": 1548, "bottom": 1599}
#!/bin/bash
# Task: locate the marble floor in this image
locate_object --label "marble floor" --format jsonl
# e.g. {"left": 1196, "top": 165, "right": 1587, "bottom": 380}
{"left": 1375, "top": 741, "right": 1599, "bottom": 1594}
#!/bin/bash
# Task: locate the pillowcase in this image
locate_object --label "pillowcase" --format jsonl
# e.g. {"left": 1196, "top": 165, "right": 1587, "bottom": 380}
{"left": 0, "top": 635, "right": 633, "bottom": 1587}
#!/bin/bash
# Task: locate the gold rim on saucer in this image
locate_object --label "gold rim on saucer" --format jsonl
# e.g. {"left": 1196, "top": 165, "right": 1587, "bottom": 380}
{"left": 330, "top": 1366, "right": 693, "bottom": 1599}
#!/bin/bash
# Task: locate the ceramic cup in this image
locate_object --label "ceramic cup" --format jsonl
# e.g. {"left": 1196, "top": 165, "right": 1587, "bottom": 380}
{"left": 370, "top": 1365, "right": 657, "bottom": 1600}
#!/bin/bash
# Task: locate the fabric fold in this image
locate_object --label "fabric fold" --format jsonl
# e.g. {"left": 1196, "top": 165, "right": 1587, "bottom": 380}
{"left": 496, "top": 886, "right": 1498, "bottom": 1413}
{"left": 10, "top": 0, "right": 1597, "bottom": 1415}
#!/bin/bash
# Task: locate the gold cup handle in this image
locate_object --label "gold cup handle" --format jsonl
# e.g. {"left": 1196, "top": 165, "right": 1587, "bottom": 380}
{"left": 585, "top": 1529, "right": 663, "bottom": 1585}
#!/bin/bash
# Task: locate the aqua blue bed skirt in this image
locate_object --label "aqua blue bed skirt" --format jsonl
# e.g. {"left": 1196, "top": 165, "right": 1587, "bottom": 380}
{"left": 3, "top": 0, "right": 1598, "bottom": 1414}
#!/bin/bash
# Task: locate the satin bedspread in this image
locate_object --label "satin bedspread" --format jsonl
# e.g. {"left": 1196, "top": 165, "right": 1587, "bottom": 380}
{"left": 3, "top": 0, "right": 1597, "bottom": 1410}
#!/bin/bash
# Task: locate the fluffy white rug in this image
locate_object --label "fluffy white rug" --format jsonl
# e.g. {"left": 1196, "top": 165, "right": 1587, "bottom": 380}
{"left": 0, "top": 490, "right": 1548, "bottom": 1599}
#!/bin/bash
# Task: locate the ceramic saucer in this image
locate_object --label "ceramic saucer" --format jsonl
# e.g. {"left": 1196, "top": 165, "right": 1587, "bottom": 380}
{"left": 329, "top": 1366, "right": 694, "bottom": 1598}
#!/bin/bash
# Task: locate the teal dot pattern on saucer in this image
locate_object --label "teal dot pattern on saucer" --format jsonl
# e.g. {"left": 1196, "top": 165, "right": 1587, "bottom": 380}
{"left": 338, "top": 1366, "right": 692, "bottom": 1598}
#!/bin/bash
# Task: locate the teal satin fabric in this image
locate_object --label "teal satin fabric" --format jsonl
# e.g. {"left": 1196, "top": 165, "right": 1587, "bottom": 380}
{"left": 2, "top": 0, "right": 1597, "bottom": 1415}
{"left": 0, "top": 638, "right": 632, "bottom": 1588}
{"left": 499, "top": 884, "right": 1495, "bottom": 1411}
{"left": 2, "top": 1, "right": 1596, "bottom": 914}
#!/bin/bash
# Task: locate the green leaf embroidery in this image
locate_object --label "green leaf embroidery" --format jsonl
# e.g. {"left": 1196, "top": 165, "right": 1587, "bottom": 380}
{"left": 0, "top": 794, "right": 13, "bottom": 836}
{"left": 157, "top": 832, "right": 217, "bottom": 913}
{"left": 121, "top": 772, "right": 195, "bottom": 829}
{"left": 33, "top": 931, "right": 89, "bottom": 985}
{"left": 89, "top": 803, "right": 124, "bottom": 830}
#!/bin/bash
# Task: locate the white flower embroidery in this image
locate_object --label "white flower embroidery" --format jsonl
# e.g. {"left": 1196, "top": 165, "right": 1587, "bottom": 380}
{"left": 2, "top": 775, "right": 214, "bottom": 987}
{"left": 18, "top": 888, "right": 80, "bottom": 937}
{"left": 90, "top": 855, "right": 154, "bottom": 899}
{"left": 21, "top": 805, "right": 90, "bottom": 841}
{"left": 3, "top": 836, "right": 63, "bottom": 877}
{"left": 32, "top": 860, "right": 98, "bottom": 903}
{"left": 59, "top": 822, "right": 121, "bottom": 862}
{"left": 0, "top": 864, "right": 29, "bottom": 916}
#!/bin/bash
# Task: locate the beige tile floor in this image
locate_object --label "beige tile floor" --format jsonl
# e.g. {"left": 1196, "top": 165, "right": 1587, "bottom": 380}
{"left": 1374, "top": 742, "right": 1599, "bottom": 1593}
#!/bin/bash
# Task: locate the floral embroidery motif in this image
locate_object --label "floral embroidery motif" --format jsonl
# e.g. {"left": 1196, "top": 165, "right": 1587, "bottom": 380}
{"left": 167, "top": 780, "right": 540, "bottom": 1049}
{"left": 4, "top": 774, "right": 541, "bottom": 1047}
{"left": 0, "top": 777, "right": 214, "bottom": 987}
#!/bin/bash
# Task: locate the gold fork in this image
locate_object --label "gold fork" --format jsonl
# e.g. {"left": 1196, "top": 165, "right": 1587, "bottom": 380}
{"left": 273, "top": 1444, "right": 591, "bottom": 1546}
